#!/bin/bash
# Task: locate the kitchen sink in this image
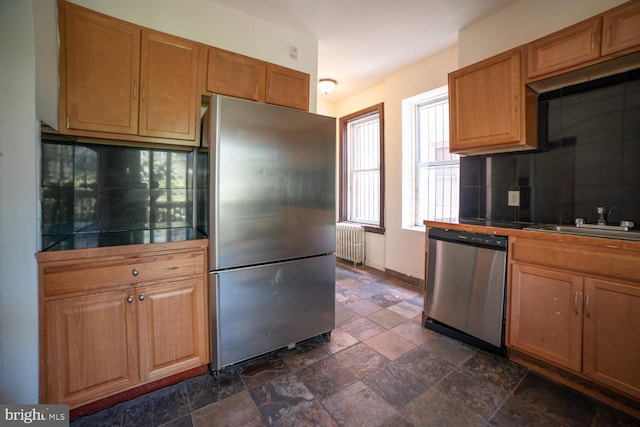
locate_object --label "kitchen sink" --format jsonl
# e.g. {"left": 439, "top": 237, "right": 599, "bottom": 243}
{"left": 524, "top": 224, "right": 640, "bottom": 241}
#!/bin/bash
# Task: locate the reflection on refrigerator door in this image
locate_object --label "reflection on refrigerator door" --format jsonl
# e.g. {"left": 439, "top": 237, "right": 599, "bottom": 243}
{"left": 209, "top": 255, "right": 335, "bottom": 370}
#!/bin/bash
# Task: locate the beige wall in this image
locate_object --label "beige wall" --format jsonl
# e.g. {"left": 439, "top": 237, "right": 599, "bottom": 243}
{"left": 332, "top": 46, "right": 458, "bottom": 276}
{"left": 333, "top": 0, "right": 630, "bottom": 281}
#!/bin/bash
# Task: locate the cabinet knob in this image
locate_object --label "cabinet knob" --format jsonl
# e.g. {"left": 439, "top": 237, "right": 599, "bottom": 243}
{"left": 132, "top": 268, "right": 139, "bottom": 277}
{"left": 138, "top": 293, "right": 145, "bottom": 302}
{"left": 127, "top": 296, "right": 134, "bottom": 303}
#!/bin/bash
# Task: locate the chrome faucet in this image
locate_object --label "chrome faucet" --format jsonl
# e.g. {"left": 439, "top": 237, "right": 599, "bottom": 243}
{"left": 597, "top": 206, "right": 606, "bottom": 225}
{"left": 597, "top": 206, "right": 615, "bottom": 225}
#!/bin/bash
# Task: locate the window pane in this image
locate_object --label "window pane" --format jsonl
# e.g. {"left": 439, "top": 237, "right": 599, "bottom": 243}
{"left": 351, "top": 170, "right": 379, "bottom": 223}
{"left": 410, "top": 88, "right": 459, "bottom": 225}
{"left": 418, "top": 163, "right": 459, "bottom": 223}
{"left": 347, "top": 112, "right": 380, "bottom": 224}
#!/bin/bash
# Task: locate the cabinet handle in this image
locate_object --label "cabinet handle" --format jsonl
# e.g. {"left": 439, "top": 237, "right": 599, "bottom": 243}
{"left": 132, "top": 268, "right": 139, "bottom": 277}
{"left": 141, "top": 82, "right": 145, "bottom": 102}
{"left": 138, "top": 293, "right": 145, "bottom": 302}
{"left": 133, "top": 80, "right": 137, "bottom": 101}
{"left": 573, "top": 291, "right": 579, "bottom": 315}
{"left": 591, "top": 30, "right": 596, "bottom": 52}
{"left": 585, "top": 294, "right": 591, "bottom": 318}
{"left": 513, "top": 95, "right": 518, "bottom": 112}
{"left": 127, "top": 296, "right": 134, "bottom": 303}
{"left": 605, "top": 25, "right": 612, "bottom": 47}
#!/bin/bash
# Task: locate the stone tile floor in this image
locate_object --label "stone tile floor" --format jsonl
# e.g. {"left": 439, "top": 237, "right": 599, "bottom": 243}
{"left": 71, "top": 263, "right": 640, "bottom": 427}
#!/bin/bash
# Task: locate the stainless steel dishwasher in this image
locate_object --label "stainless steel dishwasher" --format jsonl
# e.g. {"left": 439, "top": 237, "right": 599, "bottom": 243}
{"left": 425, "top": 228, "right": 508, "bottom": 355}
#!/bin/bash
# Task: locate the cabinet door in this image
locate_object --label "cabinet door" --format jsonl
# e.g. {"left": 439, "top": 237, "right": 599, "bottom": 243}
{"left": 527, "top": 18, "right": 601, "bottom": 80}
{"left": 449, "top": 48, "right": 527, "bottom": 153}
{"left": 509, "top": 263, "right": 583, "bottom": 372}
{"left": 583, "top": 278, "right": 640, "bottom": 399}
{"left": 601, "top": 1, "right": 640, "bottom": 56}
{"left": 139, "top": 30, "right": 200, "bottom": 141}
{"left": 61, "top": 2, "right": 140, "bottom": 135}
{"left": 43, "top": 290, "right": 138, "bottom": 407}
{"left": 266, "top": 64, "right": 310, "bottom": 111}
{"left": 206, "top": 48, "right": 266, "bottom": 102}
{"left": 137, "top": 278, "right": 208, "bottom": 382}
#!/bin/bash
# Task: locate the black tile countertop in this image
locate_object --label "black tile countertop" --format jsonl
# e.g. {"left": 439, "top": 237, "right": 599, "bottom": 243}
{"left": 41, "top": 227, "right": 207, "bottom": 252}
{"left": 424, "top": 219, "right": 640, "bottom": 251}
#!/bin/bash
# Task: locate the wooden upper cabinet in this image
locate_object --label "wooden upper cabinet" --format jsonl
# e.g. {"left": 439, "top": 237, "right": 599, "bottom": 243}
{"left": 449, "top": 47, "right": 537, "bottom": 155}
{"left": 206, "top": 49, "right": 310, "bottom": 111}
{"left": 207, "top": 47, "right": 266, "bottom": 102}
{"left": 266, "top": 64, "right": 310, "bottom": 111}
{"left": 601, "top": 1, "right": 640, "bottom": 56}
{"left": 58, "top": 1, "right": 200, "bottom": 144}
{"left": 139, "top": 31, "right": 200, "bottom": 140}
{"left": 527, "top": 17, "right": 602, "bottom": 80}
{"left": 61, "top": 2, "right": 140, "bottom": 135}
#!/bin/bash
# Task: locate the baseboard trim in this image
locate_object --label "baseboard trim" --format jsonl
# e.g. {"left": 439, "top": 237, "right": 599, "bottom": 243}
{"left": 69, "top": 365, "right": 208, "bottom": 421}
{"left": 384, "top": 267, "right": 424, "bottom": 293}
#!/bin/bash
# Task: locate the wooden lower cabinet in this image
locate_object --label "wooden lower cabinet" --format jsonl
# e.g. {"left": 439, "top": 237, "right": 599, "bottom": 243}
{"left": 44, "top": 289, "right": 139, "bottom": 407}
{"left": 509, "top": 263, "right": 583, "bottom": 372}
{"left": 583, "top": 277, "right": 640, "bottom": 398}
{"left": 509, "top": 238, "right": 640, "bottom": 405}
{"left": 38, "top": 240, "right": 209, "bottom": 409}
{"left": 137, "top": 278, "right": 207, "bottom": 383}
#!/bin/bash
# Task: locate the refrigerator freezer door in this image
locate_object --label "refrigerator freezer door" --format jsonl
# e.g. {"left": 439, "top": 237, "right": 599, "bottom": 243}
{"left": 209, "top": 95, "right": 336, "bottom": 270}
{"left": 210, "top": 255, "right": 335, "bottom": 370}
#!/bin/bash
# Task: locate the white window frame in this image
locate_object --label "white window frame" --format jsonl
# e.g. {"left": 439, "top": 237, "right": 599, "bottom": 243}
{"left": 402, "top": 86, "right": 459, "bottom": 230}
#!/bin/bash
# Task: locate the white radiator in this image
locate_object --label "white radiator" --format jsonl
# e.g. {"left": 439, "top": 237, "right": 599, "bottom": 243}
{"left": 336, "top": 222, "right": 364, "bottom": 266}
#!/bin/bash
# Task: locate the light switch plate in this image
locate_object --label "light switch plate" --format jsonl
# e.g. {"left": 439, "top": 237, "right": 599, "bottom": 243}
{"left": 508, "top": 190, "right": 520, "bottom": 207}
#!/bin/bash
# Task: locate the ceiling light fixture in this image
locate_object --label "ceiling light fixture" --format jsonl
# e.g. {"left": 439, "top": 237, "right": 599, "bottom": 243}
{"left": 318, "top": 79, "right": 337, "bottom": 95}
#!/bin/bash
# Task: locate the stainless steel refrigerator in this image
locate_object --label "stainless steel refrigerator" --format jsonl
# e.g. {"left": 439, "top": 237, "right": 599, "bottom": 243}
{"left": 198, "top": 94, "right": 336, "bottom": 371}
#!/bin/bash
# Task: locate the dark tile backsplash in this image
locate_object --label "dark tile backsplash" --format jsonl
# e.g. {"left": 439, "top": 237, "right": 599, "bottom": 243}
{"left": 460, "top": 69, "right": 640, "bottom": 226}
{"left": 41, "top": 141, "right": 194, "bottom": 250}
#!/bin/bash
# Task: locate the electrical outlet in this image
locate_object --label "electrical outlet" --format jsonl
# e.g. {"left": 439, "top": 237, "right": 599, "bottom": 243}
{"left": 508, "top": 190, "right": 520, "bottom": 207}
{"left": 290, "top": 46, "right": 298, "bottom": 59}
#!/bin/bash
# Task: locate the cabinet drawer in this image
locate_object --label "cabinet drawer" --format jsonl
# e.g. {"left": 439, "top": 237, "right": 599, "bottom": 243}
{"left": 511, "top": 237, "right": 640, "bottom": 283}
{"left": 42, "top": 251, "right": 205, "bottom": 299}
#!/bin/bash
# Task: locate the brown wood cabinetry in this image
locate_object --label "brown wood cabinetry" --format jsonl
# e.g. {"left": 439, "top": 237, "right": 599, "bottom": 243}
{"left": 448, "top": 47, "right": 537, "bottom": 155}
{"left": 206, "top": 47, "right": 310, "bottom": 111}
{"left": 266, "top": 64, "right": 310, "bottom": 111}
{"left": 583, "top": 277, "right": 640, "bottom": 399}
{"left": 508, "top": 236, "right": 640, "bottom": 403}
{"left": 509, "top": 263, "right": 583, "bottom": 372}
{"left": 602, "top": 1, "right": 640, "bottom": 56}
{"left": 138, "top": 30, "right": 200, "bottom": 140}
{"left": 527, "top": 18, "right": 602, "bottom": 80}
{"left": 38, "top": 240, "right": 209, "bottom": 409}
{"left": 527, "top": 1, "right": 640, "bottom": 81}
{"left": 207, "top": 47, "right": 266, "bottom": 102}
{"left": 58, "top": 1, "right": 200, "bottom": 145}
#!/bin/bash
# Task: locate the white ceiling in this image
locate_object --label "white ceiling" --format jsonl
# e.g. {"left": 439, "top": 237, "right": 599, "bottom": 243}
{"left": 208, "top": 0, "right": 518, "bottom": 101}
